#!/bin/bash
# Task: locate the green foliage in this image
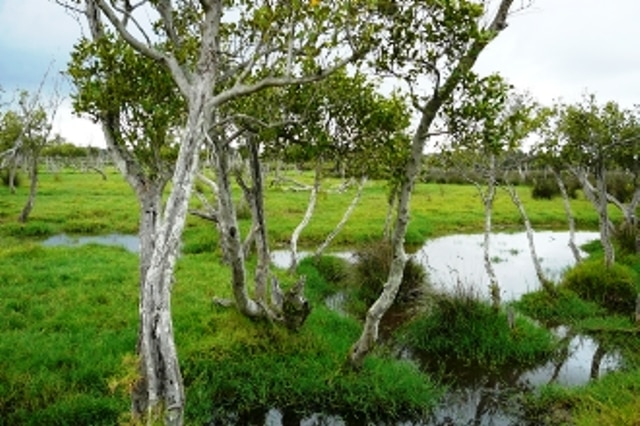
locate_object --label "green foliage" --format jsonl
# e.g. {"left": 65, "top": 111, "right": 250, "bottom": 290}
{"left": 400, "top": 288, "right": 556, "bottom": 367}
{"left": 562, "top": 259, "right": 638, "bottom": 314}
{"left": 615, "top": 220, "right": 640, "bottom": 255}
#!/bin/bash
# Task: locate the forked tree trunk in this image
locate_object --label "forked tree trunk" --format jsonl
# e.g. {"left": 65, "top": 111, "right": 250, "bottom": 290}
{"left": 18, "top": 154, "right": 38, "bottom": 223}
{"left": 214, "top": 139, "right": 263, "bottom": 317}
{"left": 347, "top": 0, "right": 515, "bottom": 368}
{"left": 289, "top": 161, "right": 321, "bottom": 272}
{"left": 315, "top": 175, "right": 366, "bottom": 258}
{"left": 573, "top": 167, "right": 615, "bottom": 267}
{"left": 503, "top": 182, "right": 554, "bottom": 294}
{"left": 551, "top": 168, "right": 581, "bottom": 263}
{"left": 247, "top": 139, "right": 270, "bottom": 302}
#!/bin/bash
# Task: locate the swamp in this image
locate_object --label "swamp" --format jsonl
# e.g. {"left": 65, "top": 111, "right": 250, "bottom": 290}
{"left": 1, "top": 169, "right": 639, "bottom": 425}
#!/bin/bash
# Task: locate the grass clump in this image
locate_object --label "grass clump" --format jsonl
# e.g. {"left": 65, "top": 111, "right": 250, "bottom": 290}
{"left": 351, "top": 240, "right": 428, "bottom": 310}
{"left": 563, "top": 259, "right": 638, "bottom": 314}
{"left": 513, "top": 287, "right": 605, "bottom": 325}
{"left": 400, "top": 287, "right": 555, "bottom": 368}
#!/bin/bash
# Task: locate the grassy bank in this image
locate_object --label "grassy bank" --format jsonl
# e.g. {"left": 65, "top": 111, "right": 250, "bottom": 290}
{"left": 0, "top": 168, "right": 612, "bottom": 247}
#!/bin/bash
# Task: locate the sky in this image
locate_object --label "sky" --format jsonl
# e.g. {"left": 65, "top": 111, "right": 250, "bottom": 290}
{"left": 1, "top": 0, "right": 639, "bottom": 148}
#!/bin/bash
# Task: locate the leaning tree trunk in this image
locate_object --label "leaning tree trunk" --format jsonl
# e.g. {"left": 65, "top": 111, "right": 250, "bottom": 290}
{"left": 315, "top": 175, "right": 366, "bottom": 258}
{"left": 18, "top": 153, "right": 38, "bottom": 223}
{"left": 552, "top": 168, "right": 581, "bottom": 263}
{"left": 289, "top": 161, "right": 321, "bottom": 272}
{"left": 503, "top": 182, "right": 554, "bottom": 294}
{"left": 347, "top": 0, "right": 515, "bottom": 368}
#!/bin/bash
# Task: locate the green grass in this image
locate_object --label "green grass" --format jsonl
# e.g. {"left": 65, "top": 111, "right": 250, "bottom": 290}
{"left": 399, "top": 289, "right": 556, "bottom": 369}
{"left": 0, "top": 168, "right": 634, "bottom": 424}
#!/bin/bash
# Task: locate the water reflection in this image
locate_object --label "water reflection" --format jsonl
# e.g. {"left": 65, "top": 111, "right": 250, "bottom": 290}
{"left": 415, "top": 231, "right": 600, "bottom": 301}
{"left": 42, "top": 233, "right": 139, "bottom": 253}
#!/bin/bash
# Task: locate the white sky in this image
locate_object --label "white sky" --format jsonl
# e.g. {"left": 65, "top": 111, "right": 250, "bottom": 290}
{"left": 1, "top": 0, "right": 639, "bottom": 148}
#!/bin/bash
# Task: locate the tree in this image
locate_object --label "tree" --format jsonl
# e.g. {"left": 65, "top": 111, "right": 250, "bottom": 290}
{"left": 62, "top": 0, "right": 378, "bottom": 423}
{"left": 348, "top": 0, "right": 519, "bottom": 368}
{"left": 0, "top": 88, "right": 60, "bottom": 222}
{"left": 558, "top": 96, "right": 639, "bottom": 267}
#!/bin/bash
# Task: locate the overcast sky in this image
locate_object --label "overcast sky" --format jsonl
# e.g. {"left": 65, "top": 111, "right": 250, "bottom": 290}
{"left": 1, "top": 0, "right": 639, "bottom": 147}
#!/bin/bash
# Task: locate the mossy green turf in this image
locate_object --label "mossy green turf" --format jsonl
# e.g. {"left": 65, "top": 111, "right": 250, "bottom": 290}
{"left": 0, "top": 169, "right": 635, "bottom": 424}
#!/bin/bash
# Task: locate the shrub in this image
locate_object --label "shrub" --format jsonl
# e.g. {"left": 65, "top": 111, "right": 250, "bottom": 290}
{"left": 607, "top": 172, "right": 634, "bottom": 203}
{"left": 562, "top": 259, "right": 638, "bottom": 314}
{"left": 531, "top": 177, "right": 559, "bottom": 200}
{"left": 513, "top": 287, "right": 605, "bottom": 325}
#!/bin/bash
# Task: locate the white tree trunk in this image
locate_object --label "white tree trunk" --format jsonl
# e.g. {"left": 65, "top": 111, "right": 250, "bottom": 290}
{"left": 289, "top": 162, "right": 321, "bottom": 272}
{"left": 503, "top": 183, "right": 553, "bottom": 293}
{"left": 315, "top": 176, "right": 366, "bottom": 258}
{"left": 552, "top": 169, "right": 581, "bottom": 263}
{"left": 480, "top": 156, "right": 500, "bottom": 309}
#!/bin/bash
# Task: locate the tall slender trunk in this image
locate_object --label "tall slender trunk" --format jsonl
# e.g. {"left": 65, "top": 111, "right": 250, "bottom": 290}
{"left": 595, "top": 164, "right": 615, "bottom": 267}
{"left": 18, "top": 154, "right": 38, "bottom": 223}
{"left": 315, "top": 175, "right": 366, "bottom": 258}
{"left": 383, "top": 185, "right": 398, "bottom": 241}
{"left": 552, "top": 168, "right": 581, "bottom": 263}
{"left": 215, "top": 139, "right": 262, "bottom": 317}
{"left": 503, "top": 182, "right": 553, "bottom": 293}
{"left": 247, "top": 139, "right": 270, "bottom": 302}
{"left": 481, "top": 155, "right": 500, "bottom": 309}
{"left": 289, "top": 161, "right": 321, "bottom": 272}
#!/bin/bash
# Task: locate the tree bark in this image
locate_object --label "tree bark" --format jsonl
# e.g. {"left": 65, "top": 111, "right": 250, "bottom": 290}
{"left": 552, "top": 168, "right": 581, "bottom": 263}
{"left": 289, "top": 161, "right": 321, "bottom": 272}
{"left": 481, "top": 155, "right": 500, "bottom": 309}
{"left": 18, "top": 154, "right": 37, "bottom": 223}
{"left": 315, "top": 175, "right": 366, "bottom": 258}
{"left": 503, "top": 182, "right": 554, "bottom": 294}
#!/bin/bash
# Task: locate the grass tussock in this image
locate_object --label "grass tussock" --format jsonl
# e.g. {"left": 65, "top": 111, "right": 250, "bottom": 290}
{"left": 400, "top": 285, "right": 555, "bottom": 368}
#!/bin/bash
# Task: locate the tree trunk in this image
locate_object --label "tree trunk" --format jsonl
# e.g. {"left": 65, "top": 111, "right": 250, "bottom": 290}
{"left": 347, "top": 0, "right": 515, "bottom": 368}
{"left": 574, "top": 167, "right": 615, "bottom": 266}
{"left": 315, "top": 175, "right": 366, "bottom": 258}
{"left": 9, "top": 158, "right": 18, "bottom": 194}
{"left": 503, "top": 182, "right": 554, "bottom": 294}
{"left": 596, "top": 164, "right": 615, "bottom": 267}
{"left": 481, "top": 156, "right": 500, "bottom": 309}
{"left": 552, "top": 169, "right": 581, "bottom": 263}
{"left": 214, "top": 139, "right": 263, "bottom": 317}
{"left": 18, "top": 154, "right": 38, "bottom": 223}
{"left": 247, "top": 139, "right": 270, "bottom": 302}
{"left": 289, "top": 161, "right": 321, "bottom": 272}
{"left": 382, "top": 185, "right": 398, "bottom": 240}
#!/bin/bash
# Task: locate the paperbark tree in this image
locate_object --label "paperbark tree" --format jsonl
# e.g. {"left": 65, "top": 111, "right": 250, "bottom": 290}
{"left": 348, "top": 0, "right": 519, "bottom": 368}
{"left": 558, "top": 96, "right": 639, "bottom": 267}
{"left": 62, "top": 1, "right": 378, "bottom": 421}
